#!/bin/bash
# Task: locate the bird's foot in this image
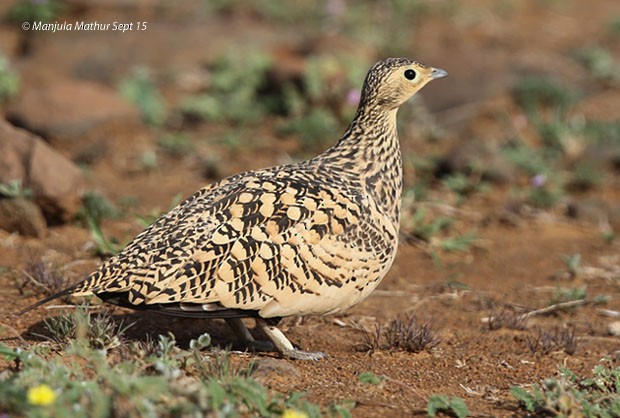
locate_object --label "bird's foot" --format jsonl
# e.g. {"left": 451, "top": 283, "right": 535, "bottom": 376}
{"left": 256, "top": 318, "right": 327, "bottom": 361}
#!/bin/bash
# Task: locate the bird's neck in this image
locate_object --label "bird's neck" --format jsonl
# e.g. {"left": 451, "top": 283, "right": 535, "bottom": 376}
{"left": 319, "top": 106, "right": 403, "bottom": 227}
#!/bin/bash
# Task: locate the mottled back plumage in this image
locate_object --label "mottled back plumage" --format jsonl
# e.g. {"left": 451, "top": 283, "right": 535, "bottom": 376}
{"left": 22, "top": 58, "right": 447, "bottom": 359}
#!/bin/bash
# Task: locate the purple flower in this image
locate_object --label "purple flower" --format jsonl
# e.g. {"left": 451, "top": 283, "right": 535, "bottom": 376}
{"left": 346, "top": 89, "right": 361, "bottom": 106}
{"left": 531, "top": 174, "right": 547, "bottom": 188}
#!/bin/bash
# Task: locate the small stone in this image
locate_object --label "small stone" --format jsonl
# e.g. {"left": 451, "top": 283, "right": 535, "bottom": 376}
{"left": 252, "top": 357, "right": 301, "bottom": 382}
{"left": 0, "top": 197, "right": 47, "bottom": 237}
{"left": 608, "top": 321, "right": 620, "bottom": 337}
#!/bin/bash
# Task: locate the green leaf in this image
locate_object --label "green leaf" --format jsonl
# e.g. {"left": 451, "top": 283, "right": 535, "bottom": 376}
{"left": 448, "top": 397, "right": 470, "bottom": 418}
{"left": 510, "top": 386, "right": 539, "bottom": 412}
{"left": 358, "top": 372, "right": 382, "bottom": 385}
{"left": 427, "top": 395, "right": 469, "bottom": 418}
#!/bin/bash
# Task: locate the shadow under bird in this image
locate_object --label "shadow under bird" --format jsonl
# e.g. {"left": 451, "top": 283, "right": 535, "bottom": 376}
{"left": 21, "top": 58, "right": 447, "bottom": 360}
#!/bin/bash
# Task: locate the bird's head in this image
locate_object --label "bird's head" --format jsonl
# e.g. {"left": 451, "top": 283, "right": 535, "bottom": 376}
{"left": 359, "top": 57, "right": 447, "bottom": 111}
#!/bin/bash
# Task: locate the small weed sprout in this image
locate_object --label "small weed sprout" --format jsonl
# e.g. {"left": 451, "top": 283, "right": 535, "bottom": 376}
{"left": 575, "top": 46, "right": 620, "bottom": 85}
{"left": 0, "top": 179, "right": 33, "bottom": 198}
{"left": 560, "top": 253, "right": 582, "bottom": 278}
{"left": 358, "top": 371, "right": 383, "bottom": 385}
{"left": 78, "top": 191, "right": 124, "bottom": 256}
{"left": 119, "top": 67, "right": 167, "bottom": 126}
{"left": 549, "top": 286, "right": 587, "bottom": 307}
{"left": 0, "top": 55, "right": 19, "bottom": 102}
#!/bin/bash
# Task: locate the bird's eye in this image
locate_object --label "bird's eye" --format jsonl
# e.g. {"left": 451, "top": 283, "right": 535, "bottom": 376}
{"left": 404, "top": 69, "right": 416, "bottom": 80}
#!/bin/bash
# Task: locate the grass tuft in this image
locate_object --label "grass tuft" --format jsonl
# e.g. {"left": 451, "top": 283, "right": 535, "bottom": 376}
{"left": 359, "top": 315, "right": 439, "bottom": 353}
{"left": 526, "top": 326, "right": 578, "bottom": 355}
{"left": 23, "top": 258, "right": 67, "bottom": 297}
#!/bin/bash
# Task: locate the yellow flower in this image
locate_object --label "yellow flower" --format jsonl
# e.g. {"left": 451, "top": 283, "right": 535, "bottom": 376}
{"left": 282, "top": 409, "right": 308, "bottom": 418}
{"left": 27, "top": 384, "right": 56, "bottom": 406}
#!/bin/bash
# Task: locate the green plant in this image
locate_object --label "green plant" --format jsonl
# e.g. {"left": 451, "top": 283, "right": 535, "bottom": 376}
{"left": 560, "top": 253, "right": 581, "bottom": 277}
{"left": 407, "top": 207, "right": 453, "bottom": 243}
{"left": 157, "top": 133, "right": 193, "bottom": 157}
{"left": 549, "top": 286, "right": 587, "bottom": 306}
{"left": 80, "top": 191, "right": 121, "bottom": 221}
{"left": 609, "top": 17, "right": 620, "bottom": 36}
{"left": 0, "top": 55, "right": 19, "bottom": 102}
{"left": 575, "top": 46, "right": 620, "bottom": 84}
{"left": 41, "top": 307, "right": 131, "bottom": 350}
{"left": 582, "top": 120, "right": 620, "bottom": 146}
{"left": 439, "top": 232, "right": 477, "bottom": 253}
{"left": 140, "top": 149, "right": 158, "bottom": 171}
{"left": 511, "top": 362, "right": 620, "bottom": 416}
{"left": 569, "top": 163, "right": 602, "bottom": 191}
{"left": 501, "top": 143, "right": 551, "bottom": 176}
{"left": 85, "top": 213, "right": 123, "bottom": 256}
{"left": 119, "top": 67, "right": 166, "bottom": 126}
{"left": 442, "top": 173, "right": 488, "bottom": 204}
{"left": 178, "top": 52, "right": 272, "bottom": 125}
{"left": 279, "top": 107, "right": 341, "bottom": 152}
{"left": 0, "top": 179, "right": 33, "bottom": 198}
{"left": 6, "top": 0, "right": 62, "bottom": 23}
{"left": 358, "top": 372, "right": 383, "bottom": 385}
{"left": 513, "top": 76, "right": 576, "bottom": 118}
{"left": 0, "top": 328, "right": 351, "bottom": 417}
{"left": 427, "top": 395, "right": 469, "bottom": 418}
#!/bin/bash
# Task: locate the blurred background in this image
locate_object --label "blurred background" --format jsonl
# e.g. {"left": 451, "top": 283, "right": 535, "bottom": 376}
{"left": 0, "top": 0, "right": 618, "bottom": 244}
{"left": 0, "top": 1, "right": 619, "bottom": 415}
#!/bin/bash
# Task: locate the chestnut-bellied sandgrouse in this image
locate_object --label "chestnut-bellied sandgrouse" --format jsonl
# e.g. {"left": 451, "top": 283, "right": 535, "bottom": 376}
{"left": 22, "top": 58, "right": 447, "bottom": 360}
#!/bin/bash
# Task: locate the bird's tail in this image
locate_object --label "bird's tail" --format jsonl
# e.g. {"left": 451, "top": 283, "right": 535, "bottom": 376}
{"left": 17, "top": 274, "right": 99, "bottom": 316}
{"left": 17, "top": 284, "right": 82, "bottom": 316}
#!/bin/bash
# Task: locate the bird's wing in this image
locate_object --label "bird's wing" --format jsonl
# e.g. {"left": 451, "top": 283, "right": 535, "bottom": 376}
{"left": 72, "top": 167, "right": 368, "bottom": 315}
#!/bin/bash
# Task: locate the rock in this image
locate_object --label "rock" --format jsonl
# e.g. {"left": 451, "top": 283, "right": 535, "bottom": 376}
{"left": 0, "top": 119, "right": 85, "bottom": 223}
{"left": 0, "top": 197, "right": 47, "bottom": 237}
{"left": 439, "top": 141, "right": 516, "bottom": 184}
{"left": 608, "top": 321, "right": 620, "bottom": 337}
{"left": 252, "top": 358, "right": 301, "bottom": 383}
{"left": 7, "top": 75, "right": 140, "bottom": 142}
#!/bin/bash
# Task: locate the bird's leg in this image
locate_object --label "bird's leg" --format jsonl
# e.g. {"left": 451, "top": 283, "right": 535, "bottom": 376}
{"left": 256, "top": 318, "right": 326, "bottom": 361}
{"left": 224, "top": 318, "right": 274, "bottom": 352}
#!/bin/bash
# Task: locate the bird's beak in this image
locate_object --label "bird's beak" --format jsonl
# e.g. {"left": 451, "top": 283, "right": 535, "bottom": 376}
{"left": 431, "top": 67, "right": 448, "bottom": 79}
